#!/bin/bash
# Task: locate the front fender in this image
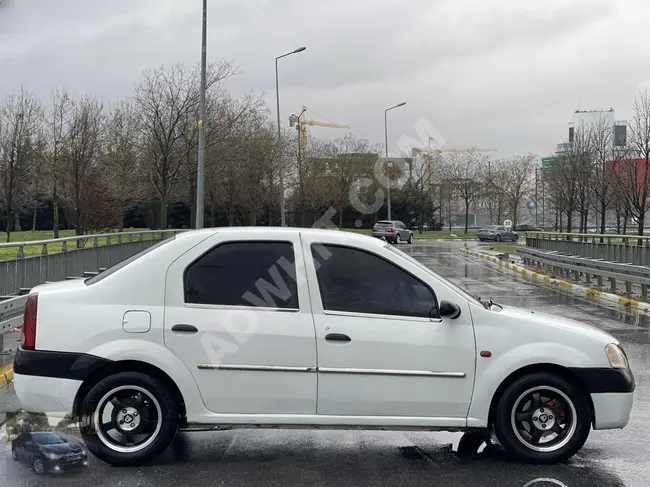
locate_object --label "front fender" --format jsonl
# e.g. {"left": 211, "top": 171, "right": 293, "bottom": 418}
{"left": 86, "top": 339, "right": 207, "bottom": 418}
{"left": 467, "top": 342, "right": 597, "bottom": 427}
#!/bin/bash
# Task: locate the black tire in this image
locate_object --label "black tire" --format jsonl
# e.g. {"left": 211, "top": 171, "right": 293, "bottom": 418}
{"left": 11, "top": 446, "right": 18, "bottom": 461}
{"left": 495, "top": 234, "right": 502, "bottom": 242}
{"left": 32, "top": 457, "right": 45, "bottom": 475}
{"left": 408, "top": 233, "right": 414, "bottom": 244}
{"left": 493, "top": 372, "right": 591, "bottom": 464}
{"left": 395, "top": 234, "right": 401, "bottom": 244}
{"left": 79, "top": 372, "right": 180, "bottom": 467}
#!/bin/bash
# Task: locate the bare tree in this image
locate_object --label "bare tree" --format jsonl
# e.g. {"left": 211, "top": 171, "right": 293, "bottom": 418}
{"left": 62, "top": 95, "right": 107, "bottom": 235}
{"left": 445, "top": 151, "right": 487, "bottom": 234}
{"left": 42, "top": 86, "right": 72, "bottom": 238}
{"left": 617, "top": 90, "right": 650, "bottom": 238}
{"left": 492, "top": 154, "right": 536, "bottom": 227}
{"left": 0, "top": 87, "right": 41, "bottom": 240}
{"left": 133, "top": 61, "right": 237, "bottom": 229}
{"left": 325, "top": 134, "right": 378, "bottom": 228}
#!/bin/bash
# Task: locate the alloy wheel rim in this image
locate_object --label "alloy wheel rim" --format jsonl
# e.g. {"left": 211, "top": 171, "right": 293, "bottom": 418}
{"left": 93, "top": 385, "right": 163, "bottom": 454}
{"left": 33, "top": 458, "right": 44, "bottom": 473}
{"left": 510, "top": 386, "right": 577, "bottom": 453}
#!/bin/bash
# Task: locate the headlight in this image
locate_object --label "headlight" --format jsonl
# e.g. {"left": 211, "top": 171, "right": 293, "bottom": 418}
{"left": 46, "top": 452, "right": 60, "bottom": 460}
{"left": 606, "top": 343, "right": 628, "bottom": 369}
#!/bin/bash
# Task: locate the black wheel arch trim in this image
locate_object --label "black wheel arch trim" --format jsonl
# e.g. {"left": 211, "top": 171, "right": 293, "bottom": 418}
{"left": 13, "top": 347, "right": 113, "bottom": 382}
{"left": 567, "top": 366, "right": 635, "bottom": 394}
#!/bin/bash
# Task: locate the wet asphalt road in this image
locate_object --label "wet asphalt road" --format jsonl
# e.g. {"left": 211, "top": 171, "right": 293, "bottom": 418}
{"left": 1, "top": 241, "right": 648, "bottom": 486}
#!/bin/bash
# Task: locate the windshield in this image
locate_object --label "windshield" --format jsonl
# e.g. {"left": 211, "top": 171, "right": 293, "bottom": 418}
{"left": 385, "top": 244, "right": 481, "bottom": 306}
{"left": 32, "top": 433, "right": 66, "bottom": 445}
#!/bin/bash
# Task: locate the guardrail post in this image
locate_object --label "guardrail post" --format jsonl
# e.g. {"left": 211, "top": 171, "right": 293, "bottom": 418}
{"left": 117, "top": 234, "right": 123, "bottom": 244}
{"left": 597, "top": 275, "right": 603, "bottom": 288}
{"left": 642, "top": 284, "right": 648, "bottom": 298}
{"left": 40, "top": 244, "right": 47, "bottom": 256}
{"left": 585, "top": 272, "right": 591, "bottom": 285}
{"left": 625, "top": 281, "right": 633, "bottom": 295}
{"left": 609, "top": 277, "right": 617, "bottom": 293}
{"left": 61, "top": 241, "right": 67, "bottom": 252}
{"left": 93, "top": 237, "right": 98, "bottom": 247}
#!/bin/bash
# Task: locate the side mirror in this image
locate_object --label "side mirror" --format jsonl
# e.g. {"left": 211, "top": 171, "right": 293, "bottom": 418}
{"left": 439, "top": 300, "right": 461, "bottom": 319}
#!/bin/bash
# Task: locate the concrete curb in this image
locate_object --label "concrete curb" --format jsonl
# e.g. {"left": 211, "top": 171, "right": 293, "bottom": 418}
{"left": 460, "top": 247, "right": 650, "bottom": 313}
{"left": 0, "top": 363, "right": 13, "bottom": 390}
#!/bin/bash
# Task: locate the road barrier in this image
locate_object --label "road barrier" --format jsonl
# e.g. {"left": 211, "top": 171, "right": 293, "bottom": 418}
{"left": 526, "top": 231, "right": 650, "bottom": 267}
{"left": 0, "top": 229, "right": 186, "bottom": 353}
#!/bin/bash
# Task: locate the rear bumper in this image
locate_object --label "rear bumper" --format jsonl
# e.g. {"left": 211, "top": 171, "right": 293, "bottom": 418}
{"left": 591, "top": 392, "right": 634, "bottom": 429}
{"left": 13, "top": 373, "right": 81, "bottom": 415}
{"left": 372, "top": 233, "right": 398, "bottom": 241}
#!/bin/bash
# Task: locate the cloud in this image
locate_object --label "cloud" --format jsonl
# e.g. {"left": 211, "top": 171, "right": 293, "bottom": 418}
{"left": 1, "top": 0, "right": 650, "bottom": 156}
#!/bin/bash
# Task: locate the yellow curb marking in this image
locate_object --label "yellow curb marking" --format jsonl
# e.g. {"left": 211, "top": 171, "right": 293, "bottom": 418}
{"left": 558, "top": 281, "right": 573, "bottom": 288}
{"left": 532, "top": 272, "right": 538, "bottom": 279}
{"left": 0, "top": 363, "right": 14, "bottom": 389}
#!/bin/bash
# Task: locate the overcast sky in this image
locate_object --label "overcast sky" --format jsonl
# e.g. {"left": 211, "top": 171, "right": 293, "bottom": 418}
{"left": 1, "top": 0, "right": 650, "bottom": 158}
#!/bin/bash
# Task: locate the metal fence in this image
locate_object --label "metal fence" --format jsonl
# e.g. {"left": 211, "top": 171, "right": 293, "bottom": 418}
{"left": 0, "top": 230, "right": 185, "bottom": 296}
{"left": 526, "top": 232, "right": 650, "bottom": 267}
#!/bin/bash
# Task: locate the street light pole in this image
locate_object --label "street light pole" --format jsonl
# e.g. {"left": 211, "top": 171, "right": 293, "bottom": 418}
{"left": 384, "top": 101, "right": 406, "bottom": 221}
{"left": 275, "top": 46, "right": 306, "bottom": 227}
{"left": 195, "top": 0, "right": 207, "bottom": 229}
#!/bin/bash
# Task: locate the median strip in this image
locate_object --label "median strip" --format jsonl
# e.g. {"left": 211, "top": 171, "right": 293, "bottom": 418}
{"left": 460, "top": 247, "right": 650, "bottom": 312}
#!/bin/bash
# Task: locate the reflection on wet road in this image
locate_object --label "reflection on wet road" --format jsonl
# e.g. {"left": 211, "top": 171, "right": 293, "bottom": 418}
{"left": 1, "top": 242, "right": 648, "bottom": 486}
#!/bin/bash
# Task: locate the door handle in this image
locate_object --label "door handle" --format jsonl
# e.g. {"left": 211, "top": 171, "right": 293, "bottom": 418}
{"left": 325, "top": 333, "right": 351, "bottom": 342}
{"left": 172, "top": 324, "right": 198, "bottom": 333}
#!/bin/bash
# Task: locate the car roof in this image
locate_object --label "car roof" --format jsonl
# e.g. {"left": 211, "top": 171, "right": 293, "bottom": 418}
{"left": 177, "top": 226, "right": 386, "bottom": 247}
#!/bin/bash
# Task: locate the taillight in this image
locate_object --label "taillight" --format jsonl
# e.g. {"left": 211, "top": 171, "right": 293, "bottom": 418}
{"left": 387, "top": 227, "right": 395, "bottom": 232}
{"left": 21, "top": 293, "right": 38, "bottom": 350}
{"left": 372, "top": 227, "right": 377, "bottom": 231}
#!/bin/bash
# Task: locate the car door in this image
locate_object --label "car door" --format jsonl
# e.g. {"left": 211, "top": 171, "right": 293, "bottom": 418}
{"left": 301, "top": 234, "right": 477, "bottom": 422}
{"left": 13, "top": 434, "right": 25, "bottom": 461}
{"left": 163, "top": 230, "right": 317, "bottom": 415}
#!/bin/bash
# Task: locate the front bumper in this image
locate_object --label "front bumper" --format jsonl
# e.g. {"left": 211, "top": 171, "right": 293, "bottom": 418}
{"left": 46, "top": 457, "right": 88, "bottom": 473}
{"left": 591, "top": 392, "right": 634, "bottom": 429}
{"left": 568, "top": 366, "right": 635, "bottom": 430}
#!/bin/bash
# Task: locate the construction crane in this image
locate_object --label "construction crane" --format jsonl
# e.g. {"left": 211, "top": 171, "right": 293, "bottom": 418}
{"left": 412, "top": 136, "right": 497, "bottom": 155}
{"left": 289, "top": 105, "right": 350, "bottom": 148}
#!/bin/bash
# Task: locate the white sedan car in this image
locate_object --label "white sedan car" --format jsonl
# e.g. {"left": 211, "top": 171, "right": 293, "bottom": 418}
{"left": 13, "top": 228, "right": 634, "bottom": 466}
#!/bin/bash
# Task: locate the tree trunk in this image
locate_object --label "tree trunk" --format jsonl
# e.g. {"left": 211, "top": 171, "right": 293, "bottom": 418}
{"left": 600, "top": 203, "right": 607, "bottom": 234}
{"left": 210, "top": 194, "right": 217, "bottom": 227}
{"left": 566, "top": 210, "right": 573, "bottom": 233}
{"left": 637, "top": 211, "right": 645, "bottom": 246}
{"left": 159, "top": 194, "right": 168, "bottom": 229}
{"left": 559, "top": 211, "right": 563, "bottom": 232}
{"left": 464, "top": 201, "right": 470, "bottom": 235}
{"left": 53, "top": 183, "right": 60, "bottom": 239}
{"left": 623, "top": 212, "right": 628, "bottom": 234}
{"left": 32, "top": 205, "right": 37, "bottom": 232}
{"left": 14, "top": 213, "right": 21, "bottom": 233}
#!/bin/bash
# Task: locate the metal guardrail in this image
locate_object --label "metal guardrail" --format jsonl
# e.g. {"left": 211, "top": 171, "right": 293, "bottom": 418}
{"left": 518, "top": 247, "right": 650, "bottom": 297}
{"left": 527, "top": 231, "right": 650, "bottom": 267}
{"left": 0, "top": 229, "right": 185, "bottom": 296}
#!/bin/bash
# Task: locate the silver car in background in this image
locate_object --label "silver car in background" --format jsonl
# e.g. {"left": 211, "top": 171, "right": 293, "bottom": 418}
{"left": 371, "top": 220, "right": 414, "bottom": 244}
{"left": 477, "top": 225, "right": 519, "bottom": 242}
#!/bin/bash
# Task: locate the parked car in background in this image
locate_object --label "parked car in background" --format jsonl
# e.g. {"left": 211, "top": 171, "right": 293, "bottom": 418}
{"left": 515, "top": 224, "right": 543, "bottom": 232}
{"left": 12, "top": 432, "right": 88, "bottom": 474}
{"left": 372, "top": 220, "right": 414, "bottom": 244}
{"left": 477, "top": 225, "right": 519, "bottom": 242}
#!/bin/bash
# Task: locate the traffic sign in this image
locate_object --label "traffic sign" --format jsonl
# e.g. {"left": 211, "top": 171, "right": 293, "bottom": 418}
{"left": 504, "top": 219, "right": 513, "bottom": 228}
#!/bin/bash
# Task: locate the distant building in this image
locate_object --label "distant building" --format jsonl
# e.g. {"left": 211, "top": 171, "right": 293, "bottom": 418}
{"left": 556, "top": 108, "right": 627, "bottom": 154}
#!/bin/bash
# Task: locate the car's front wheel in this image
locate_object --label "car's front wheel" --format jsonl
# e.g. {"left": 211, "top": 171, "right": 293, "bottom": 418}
{"left": 493, "top": 372, "right": 591, "bottom": 463}
{"left": 79, "top": 371, "right": 180, "bottom": 466}
{"left": 32, "top": 457, "right": 45, "bottom": 475}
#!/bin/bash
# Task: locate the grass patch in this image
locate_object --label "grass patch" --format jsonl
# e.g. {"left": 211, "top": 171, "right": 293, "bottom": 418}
{"left": 485, "top": 244, "right": 518, "bottom": 254}
{"left": 0, "top": 228, "right": 154, "bottom": 260}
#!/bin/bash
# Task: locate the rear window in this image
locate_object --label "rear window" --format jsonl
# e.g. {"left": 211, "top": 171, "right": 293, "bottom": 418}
{"left": 375, "top": 221, "right": 393, "bottom": 227}
{"left": 85, "top": 236, "right": 175, "bottom": 285}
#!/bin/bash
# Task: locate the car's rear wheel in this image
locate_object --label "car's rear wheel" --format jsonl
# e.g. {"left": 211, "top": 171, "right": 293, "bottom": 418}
{"left": 395, "top": 234, "right": 401, "bottom": 244}
{"left": 495, "top": 234, "right": 502, "bottom": 242}
{"left": 493, "top": 372, "right": 591, "bottom": 463}
{"left": 32, "top": 457, "right": 45, "bottom": 474}
{"left": 408, "top": 233, "right": 414, "bottom": 244}
{"left": 79, "top": 372, "right": 180, "bottom": 466}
